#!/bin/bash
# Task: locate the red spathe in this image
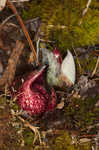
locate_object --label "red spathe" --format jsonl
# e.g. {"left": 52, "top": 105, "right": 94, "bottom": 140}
{"left": 17, "top": 66, "right": 56, "bottom": 116}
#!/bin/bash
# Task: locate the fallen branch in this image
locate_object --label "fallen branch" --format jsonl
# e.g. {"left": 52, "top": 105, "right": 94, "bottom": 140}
{"left": 0, "top": 40, "right": 24, "bottom": 91}
{"left": 7, "top": 0, "right": 37, "bottom": 63}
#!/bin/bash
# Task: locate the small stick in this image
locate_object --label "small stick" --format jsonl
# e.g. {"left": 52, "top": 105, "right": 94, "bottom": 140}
{"left": 4, "top": 22, "right": 18, "bottom": 28}
{"left": 7, "top": 0, "right": 37, "bottom": 63}
{"left": 79, "top": 134, "right": 97, "bottom": 138}
{"left": 91, "top": 56, "right": 99, "bottom": 78}
{"left": 78, "top": 0, "right": 92, "bottom": 25}
{"left": 39, "top": 38, "right": 55, "bottom": 43}
{"left": 82, "top": 0, "right": 92, "bottom": 17}
{"left": 93, "top": 78, "right": 99, "bottom": 81}
{"left": 0, "top": 14, "right": 15, "bottom": 30}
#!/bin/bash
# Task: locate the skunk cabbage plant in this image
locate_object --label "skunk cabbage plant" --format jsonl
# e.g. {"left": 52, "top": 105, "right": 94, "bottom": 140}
{"left": 14, "top": 45, "right": 76, "bottom": 116}
{"left": 17, "top": 65, "right": 56, "bottom": 116}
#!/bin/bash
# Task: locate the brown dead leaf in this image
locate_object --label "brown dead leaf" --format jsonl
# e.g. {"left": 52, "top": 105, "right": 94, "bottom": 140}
{"left": 72, "top": 91, "right": 81, "bottom": 99}
{"left": 61, "top": 74, "right": 72, "bottom": 86}
{"left": 56, "top": 99, "right": 64, "bottom": 109}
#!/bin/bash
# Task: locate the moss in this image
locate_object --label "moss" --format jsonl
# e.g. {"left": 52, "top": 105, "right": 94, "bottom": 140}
{"left": 86, "top": 54, "right": 97, "bottom": 72}
{"left": 52, "top": 131, "right": 91, "bottom": 150}
{"left": 22, "top": 0, "right": 99, "bottom": 50}
{"left": 0, "top": 96, "right": 7, "bottom": 104}
{"left": 0, "top": 95, "right": 98, "bottom": 149}
{"left": 12, "top": 103, "right": 19, "bottom": 111}
{"left": 76, "top": 52, "right": 97, "bottom": 75}
{"left": 0, "top": 96, "right": 8, "bottom": 115}
{"left": 64, "top": 95, "right": 99, "bottom": 131}
{"left": 23, "top": 128, "right": 34, "bottom": 143}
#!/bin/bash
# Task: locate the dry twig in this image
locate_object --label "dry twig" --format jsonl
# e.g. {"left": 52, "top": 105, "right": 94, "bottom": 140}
{"left": 7, "top": 0, "right": 37, "bottom": 63}
{"left": 18, "top": 116, "right": 42, "bottom": 144}
{"left": 79, "top": 0, "right": 92, "bottom": 25}
{"left": 0, "top": 14, "right": 15, "bottom": 30}
{"left": 91, "top": 56, "right": 99, "bottom": 78}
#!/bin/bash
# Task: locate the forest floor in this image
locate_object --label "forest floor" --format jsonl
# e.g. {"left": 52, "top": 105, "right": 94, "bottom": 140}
{"left": 0, "top": 1, "right": 99, "bottom": 150}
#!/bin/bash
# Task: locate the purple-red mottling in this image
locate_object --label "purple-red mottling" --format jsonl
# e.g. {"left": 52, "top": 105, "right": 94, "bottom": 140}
{"left": 16, "top": 66, "right": 56, "bottom": 116}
